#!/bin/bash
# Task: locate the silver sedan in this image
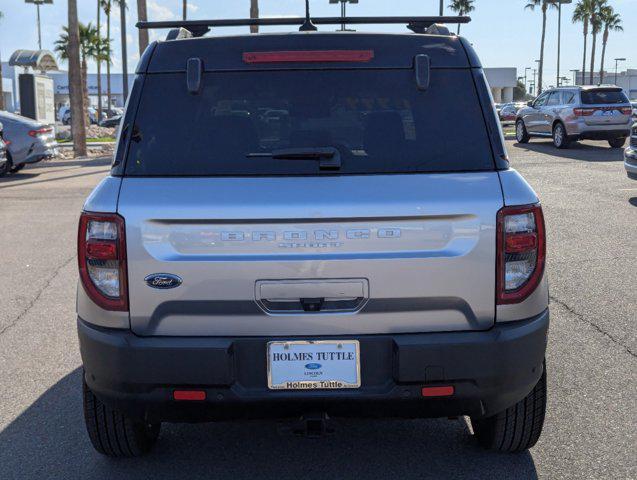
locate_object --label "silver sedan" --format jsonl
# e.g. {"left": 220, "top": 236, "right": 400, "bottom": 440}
{"left": 0, "top": 111, "right": 58, "bottom": 175}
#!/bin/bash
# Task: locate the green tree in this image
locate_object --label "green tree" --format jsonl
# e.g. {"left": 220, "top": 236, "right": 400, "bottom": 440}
{"left": 598, "top": 5, "right": 622, "bottom": 84}
{"left": 55, "top": 23, "right": 110, "bottom": 122}
{"left": 66, "top": 0, "right": 87, "bottom": 156}
{"left": 572, "top": 0, "right": 594, "bottom": 84}
{"left": 525, "top": 0, "right": 558, "bottom": 95}
{"left": 588, "top": 0, "right": 607, "bottom": 84}
{"left": 448, "top": 0, "right": 475, "bottom": 34}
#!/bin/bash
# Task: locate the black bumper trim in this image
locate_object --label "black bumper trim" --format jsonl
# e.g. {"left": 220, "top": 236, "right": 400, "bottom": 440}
{"left": 78, "top": 310, "right": 549, "bottom": 422}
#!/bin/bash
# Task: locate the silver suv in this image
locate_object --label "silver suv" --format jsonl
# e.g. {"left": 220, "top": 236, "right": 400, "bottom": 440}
{"left": 77, "top": 17, "right": 549, "bottom": 457}
{"left": 516, "top": 85, "right": 633, "bottom": 149}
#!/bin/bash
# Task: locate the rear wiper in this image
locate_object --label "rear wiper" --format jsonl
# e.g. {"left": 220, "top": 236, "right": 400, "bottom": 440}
{"left": 247, "top": 147, "right": 341, "bottom": 170}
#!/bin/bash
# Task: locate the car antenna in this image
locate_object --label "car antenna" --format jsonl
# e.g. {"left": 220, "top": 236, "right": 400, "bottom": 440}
{"left": 299, "top": 0, "right": 318, "bottom": 31}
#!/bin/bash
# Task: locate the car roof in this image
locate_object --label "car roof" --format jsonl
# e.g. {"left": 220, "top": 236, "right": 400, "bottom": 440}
{"left": 141, "top": 32, "right": 479, "bottom": 73}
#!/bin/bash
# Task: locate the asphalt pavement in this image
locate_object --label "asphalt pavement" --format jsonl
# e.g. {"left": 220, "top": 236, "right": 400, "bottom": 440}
{"left": 0, "top": 141, "right": 635, "bottom": 479}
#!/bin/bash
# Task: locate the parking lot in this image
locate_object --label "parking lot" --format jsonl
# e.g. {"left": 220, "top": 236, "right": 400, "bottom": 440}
{"left": 0, "top": 140, "right": 635, "bottom": 479}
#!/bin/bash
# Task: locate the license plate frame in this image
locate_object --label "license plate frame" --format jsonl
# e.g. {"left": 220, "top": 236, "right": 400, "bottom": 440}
{"left": 267, "top": 340, "right": 361, "bottom": 390}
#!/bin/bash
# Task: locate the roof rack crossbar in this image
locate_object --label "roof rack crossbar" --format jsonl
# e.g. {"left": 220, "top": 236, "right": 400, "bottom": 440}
{"left": 136, "top": 16, "right": 471, "bottom": 39}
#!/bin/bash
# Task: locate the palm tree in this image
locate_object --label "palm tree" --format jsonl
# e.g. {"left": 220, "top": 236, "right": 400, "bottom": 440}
{"left": 116, "top": 0, "right": 129, "bottom": 102}
{"left": 101, "top": 0, "right": 113, "bottom": 114}
{"left": 588, "top": 0, "right": 607, "bottom": 84}
{"left": 573, "top": 0, "right": 594, "bottom": 84}
{"left": 137, "top": 0, "right": 149, "bottom": 55}
{"left": 55, "top": 24, "right": 109, "bottom": 122}
{"left": 96, "top": 0, "right": 102, "bottom": 121}
{"left": 0, "top": 11, "right": 5, "bottom": 111}
{"left": 448, "top": 0, "right": 475, "bottom": 34}
{"left": 598, "top": 7, "right": 622, "bottom": 84}
{"left": 66, "top": 0, "right": 87, "bottom": 157}
{"left": 525, "top": 0, "right": 558, "bottom": 95}
{"left": 250, "top": 0, "right": 259, "bottom": 33}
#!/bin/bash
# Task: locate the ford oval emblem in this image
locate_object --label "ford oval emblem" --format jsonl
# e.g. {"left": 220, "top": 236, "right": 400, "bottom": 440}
{"left": 144, "top": 273, "right": 182, "bottom": 289}
{"left": 305, "top": 363, "right": 322, "bottom": 370}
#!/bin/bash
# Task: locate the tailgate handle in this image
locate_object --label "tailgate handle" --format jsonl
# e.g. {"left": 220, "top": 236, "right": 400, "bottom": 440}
{"left": 414, "top": 54, "right": 430, "bottom": 91}
{"left": 256, "top": 279, "right": 369, "bottom": 314}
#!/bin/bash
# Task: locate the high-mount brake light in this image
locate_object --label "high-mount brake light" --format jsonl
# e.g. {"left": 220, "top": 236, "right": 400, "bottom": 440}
{"left": 242, "top": 50, "right": 374, "bottom": 64}
{"left": 78, "top": 212, "right": 128, "bottom": 311}
{"left": 496, "top": 204, "right": 545, "bottom": 304}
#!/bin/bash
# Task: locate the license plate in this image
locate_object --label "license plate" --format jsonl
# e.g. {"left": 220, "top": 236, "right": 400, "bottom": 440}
{"left": 267, "top": 340, "right": 360, "bottom": 390}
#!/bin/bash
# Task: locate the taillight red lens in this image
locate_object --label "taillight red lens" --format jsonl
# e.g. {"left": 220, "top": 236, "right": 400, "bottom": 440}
{"left": 573, "top": 108, "right": 595, "bottom": 116}
{"left": 28, "top": 127, "right": 53, "bottom": 137}
{"left": 243, "top": 50, "right": 374, "bottom": 64}
{"left": 620, "top": 107, "right": 633, "bottom": 115}
{"left": 496, "top": 204, "right": 546, "bottom": 304}
{"left": 78, "top": 212, "right": 128, "bottom": 311}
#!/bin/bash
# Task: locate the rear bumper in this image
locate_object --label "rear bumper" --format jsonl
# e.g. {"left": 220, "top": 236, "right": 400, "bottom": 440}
{"left": 575, "top": 128, "right": 631, "bottom": 141}
{"left": 78, "top": 309, "right": 549, "bottom": 423}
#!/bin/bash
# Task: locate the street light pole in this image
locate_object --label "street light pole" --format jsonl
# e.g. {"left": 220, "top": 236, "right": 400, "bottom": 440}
{"left": 614, "top": 58, "right": 626, "bottom": 86}
{"left": 439, "top": 0, "right": 444, "bottom": 16}
{"left": 556, "top": 0, "right": 572, "bottom": 88}
{"left": 25, "top": 0, "right": 53, "bottom": 51}
{"left": 570, "top": 69, "right": 578, "bottom": 85}
{"left": 525, "top": 67, "right": 531, "bottom": 92}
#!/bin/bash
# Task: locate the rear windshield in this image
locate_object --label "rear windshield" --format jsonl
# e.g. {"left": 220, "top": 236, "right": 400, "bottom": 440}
{"left": 581, "top": 89, "right": 629, "bottom": 105}
{"left": 124, "top": 69, "right": 494, "bottom": 176}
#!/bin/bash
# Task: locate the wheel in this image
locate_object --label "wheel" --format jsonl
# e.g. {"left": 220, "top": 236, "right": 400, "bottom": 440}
{"left": 608, "top": 137, "right": 626, "bottom": 148}
{"left": 0, "top": 154, "right": 13, "bottom": 177}
{"left": 552, "top": 123, "right": 570, "bottom": 149}
{"left": 83, "top": 378, "right": 160, "bottom": 457}
{"left": 515, "top": 120, "right": 530, "bottom": 144}
{"left": 471, "top": 364, "right": 547, "bottom": 453}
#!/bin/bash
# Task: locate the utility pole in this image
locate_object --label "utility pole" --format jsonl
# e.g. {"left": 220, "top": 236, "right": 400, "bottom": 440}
{"left": 439, "top": 0, "right": 444, "bottom": 16}
{"left": 556, "top": 0, "right": 572, "bottom": 88}
{"left": 25, "top": 0, "right": 53, "bottom": 50}
{"left": 614, "top": 58, "right": 626, "bottom": 86}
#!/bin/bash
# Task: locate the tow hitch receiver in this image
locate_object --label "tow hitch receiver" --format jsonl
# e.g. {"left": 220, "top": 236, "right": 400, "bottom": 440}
{"left": 284, "top": 412, "right": 335, "bottom": 438}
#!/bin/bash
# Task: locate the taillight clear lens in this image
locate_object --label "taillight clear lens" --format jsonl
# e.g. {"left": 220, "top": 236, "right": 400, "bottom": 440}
{"left": 87, "top": 261, "right": 120, "bottom": 297}
{"left": 78, "top": 213, "right": 128, "bottom": 311}
{"left": 497, "top": 204, "right": 546, "bottom": 304}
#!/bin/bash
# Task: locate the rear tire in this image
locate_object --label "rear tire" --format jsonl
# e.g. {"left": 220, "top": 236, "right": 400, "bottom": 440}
{"left": 83, "top": 378, "right": 160, "bottom": 457}
{"left": 471, "top": 364, "right": 547, "bottom": 453}
{"left": 608, "top": 137, "right": 626, "bottom": 148}
{"left": 0, "top": 155, "right": 13, "bottom": 177}
{"left": 515, "top": 120, "right": 530, "bottom": 144}
{"left": 552, "top": 123, "right": 570, "bottom": 149}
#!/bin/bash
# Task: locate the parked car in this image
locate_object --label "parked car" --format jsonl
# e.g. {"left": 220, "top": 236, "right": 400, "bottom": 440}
{"left": 60, "top": 105, "right": 98, "bottom": 125}
{"left": 631, "top": 101, "right": 637, "bottom": 123}
{"left": 0, "top": 122, "right": 8, "bottom": 176}
{"left": 625, "top": 124, "right": 637, "bottom": 180}
{"left": 98, "top": 114, "right": 122, "bottom": 128}
{"left": 516, "top": 85, "right": 633, "bottom": 149}
{"left": 0, "top": 111, "right": 58, "bottom": 174}
{"left": 77, "top": 19, "right": 549, "bottom": 457}
{"left": 498, "top": 103, "right": 519, "bottom": 122}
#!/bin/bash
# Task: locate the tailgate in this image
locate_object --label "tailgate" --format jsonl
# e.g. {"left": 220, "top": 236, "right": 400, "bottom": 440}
{"left": 119, "top": 173, "right": 503, "bottom": 336}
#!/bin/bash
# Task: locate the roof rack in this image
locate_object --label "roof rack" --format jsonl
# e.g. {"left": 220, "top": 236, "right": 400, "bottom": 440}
{"left": 136, "top": 16, "right": 471, "bottom": 40}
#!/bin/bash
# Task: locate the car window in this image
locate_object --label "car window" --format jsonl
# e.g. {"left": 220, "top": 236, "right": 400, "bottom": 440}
{"left": 534, "top": 92, "right": 549, "bottom": 107}
{"left": 546, "top": 92, "right": 561, "bottom": 106}
{"left": 581, "top": 89, "right": 629, "bottom": 105}
{"left": 562, "top": 91, "right": 575, "bottom": 104}
{"left": 124, "top": 69, "right": 495, "bottom": 176}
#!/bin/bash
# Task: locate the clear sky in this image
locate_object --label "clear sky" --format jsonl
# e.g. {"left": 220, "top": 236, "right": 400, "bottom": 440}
{"left": 0, "top": 0, "right": 635, "bottom": 90}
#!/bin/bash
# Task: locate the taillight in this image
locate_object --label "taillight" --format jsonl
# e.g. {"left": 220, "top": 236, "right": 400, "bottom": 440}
{"left": 28, "top": 127, "right": 52, "bottom": 137}
{"left": 243, "top": 50, "right": 374, "bottom": 64}
{"left": 78, "top": 212, "right": 128, "bottom": 311}
{"left": 496, "top": 204, "right": 545, "bottom": 304}
{"left": 619, "top": 107, "right": 633, "bottom": 115}
{"left": 573, "top": 108, "right": 595, "bottom": 116}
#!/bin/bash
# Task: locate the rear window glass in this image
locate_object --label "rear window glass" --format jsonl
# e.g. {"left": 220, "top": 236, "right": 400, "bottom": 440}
{"left": 581, "top": 89, "right": 629, "bottom": 105}
{"left": 124, "top": 69, "right": 494, "bottom": 176}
